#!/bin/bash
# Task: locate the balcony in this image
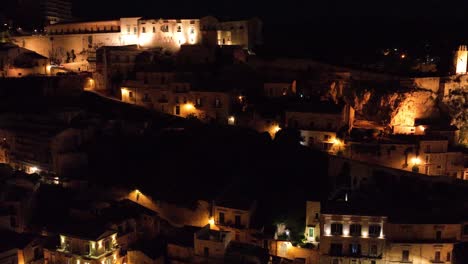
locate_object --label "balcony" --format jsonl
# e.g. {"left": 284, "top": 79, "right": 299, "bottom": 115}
{"left": 216, "top": 220, "right": 245, "bottom": 230}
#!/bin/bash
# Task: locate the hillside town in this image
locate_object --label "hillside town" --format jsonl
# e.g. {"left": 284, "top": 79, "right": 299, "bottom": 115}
{"left": 0, "top": 1, "right": 468, "bottom": 264}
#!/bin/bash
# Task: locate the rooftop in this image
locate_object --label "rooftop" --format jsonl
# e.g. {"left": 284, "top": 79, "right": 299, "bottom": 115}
{"left": 215, "top": 198, "right": 254, "bottom": 211}
{"left": 58, "top": 222, "right": 116, "bottom": 241}
{"left": 166, "top": 225, "right": 201, "bottom": 247}
{"left": 130, "top": 237, "right": 165, "bottom": 260}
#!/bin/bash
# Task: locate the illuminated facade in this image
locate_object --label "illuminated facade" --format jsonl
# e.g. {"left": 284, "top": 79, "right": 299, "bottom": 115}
{"left": 320, "top": 211, "right": 387, "bottom": 264}
{"left": 44, "top": 230, "right": 121, "bottom": 264}
{"left": 0, "top": 44, "right": 51, "bottom": 77}
{"left": 120, "top": 73, "right": 234, "bottom": 124}
{"left": 345, "top": 138, "right": 466, "bottom": 179}
{"left": 454, "top": 45, "right": 468, "bottom": 75}
{"left": 211, "top": 200, "right": 256, "bottom": 244}
{"left": 11, "top": 16, "right": 261, "bottom": 72}
{"left": 384, "top": 223, "right": 460, "bottom": 264}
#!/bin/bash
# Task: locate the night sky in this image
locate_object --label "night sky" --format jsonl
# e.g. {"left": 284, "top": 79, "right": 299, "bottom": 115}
{"left": 72, "top": 0, "right": 468, "bottom": 21}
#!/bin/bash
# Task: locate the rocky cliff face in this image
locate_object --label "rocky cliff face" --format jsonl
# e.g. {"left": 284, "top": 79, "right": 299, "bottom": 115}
{"left": 331, "top": 77, "right": 467, "bottom": 146}
{"left": 442, "top": 76, "right": 468, "bottom": 145}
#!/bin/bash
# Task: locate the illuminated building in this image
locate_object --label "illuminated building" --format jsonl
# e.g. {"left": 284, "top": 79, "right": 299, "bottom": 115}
{"left": 317, "top": 201, "right": 387, "bottom": 264}
{"left": 454, "top": 45, "right": 468, "bottom": 75}
{"left": 0, "top": 44, "right": 51, "bottom": 77}
{"left": 212, "top": 199, "right": 256, "bottom": 244}
{"left": 120, "top": 73, "right": 234, "bottom": 124}
{"left": 44, "top": 226, "right": 121, "bottom": 264}
{"left": 384, "top": 221, "right": 460, "bottom": 264}
{"left": 11, "top": 16, "right": 261, "bottom": 72}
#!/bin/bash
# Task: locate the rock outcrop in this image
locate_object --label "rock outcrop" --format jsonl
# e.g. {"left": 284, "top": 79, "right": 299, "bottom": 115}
{"left": 331, "top": 76, "right": 467, "bottom": 145}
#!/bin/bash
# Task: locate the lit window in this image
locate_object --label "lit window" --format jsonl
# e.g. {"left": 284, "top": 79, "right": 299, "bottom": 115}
{"left": 308, "top": 227, "right": 314, "bottom": 238}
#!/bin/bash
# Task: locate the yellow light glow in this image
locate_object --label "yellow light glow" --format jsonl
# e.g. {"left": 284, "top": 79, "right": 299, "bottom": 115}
{"left": 30, "top": 166, "right": 39, "bottom": 173}
{"left": 113, "top": 254, "right": 117, "bottom": 260}
{"left": 98, "top": 240, "right": 102, "bottom": 248}
{"left": 77, "top": 260, "right": 80, "bottom": 264}
{"left": 401, "top": 54, "right": 406, "bottom": 59}
{"left": 91, "top": 241, "right": 95, "bottom": 249}
{"left": 325, "top": 227, "right": 331, "bottom": 236}
{"left": 46, "top": 65, "right": 52, "bottom": 72}
{"left": 362, "top": 231, "right": 368, "bottom": 238}
{"left": 228, "top": 116, "right": 235, "bottom": 125}
{"left": 208, "top": 217, "right": 215, "bottom": 226}
{"left": 184, "top": 103, "right": 195, "bottom": 111}
{"left": 272, "top": 125, "right": 281, "bottom": 133}
{"left": 419, "top": 125, "right": 425, "bottom": 132}
{"left": 411, "top": 157, "right": 421, "bottom": 165}
{"left": 112, "top": 234, "right": 117, "bottom": 242}
{"left": 60, "top": 235, "right": 65, "bottom": 244}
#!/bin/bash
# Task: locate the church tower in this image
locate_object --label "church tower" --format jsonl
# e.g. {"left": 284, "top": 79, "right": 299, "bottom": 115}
{"left": 455, "top": 45, "right": 468, "bottom": 74}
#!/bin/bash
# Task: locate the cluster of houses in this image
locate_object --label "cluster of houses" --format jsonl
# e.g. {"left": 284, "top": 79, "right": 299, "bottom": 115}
{"left": 2, "top": 172, "right": 467, "bottom": 264}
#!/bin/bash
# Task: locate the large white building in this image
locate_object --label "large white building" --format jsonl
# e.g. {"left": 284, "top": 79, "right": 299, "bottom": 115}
{"left": 10, "top": 16, "right": 262, "bottom": 71}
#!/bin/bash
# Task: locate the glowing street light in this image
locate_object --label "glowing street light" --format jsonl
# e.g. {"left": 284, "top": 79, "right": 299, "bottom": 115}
{"left": 184, "top": 103, "right": 195, "bottom": 111}
{"left": 411, "top": 157, "right": 421, "bottom": 165}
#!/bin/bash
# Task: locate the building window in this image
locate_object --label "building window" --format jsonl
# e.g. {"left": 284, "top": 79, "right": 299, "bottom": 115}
{"left": 175, "top": 105, "right": 180, "bottom": 115}
{"left": 368, "top": 225, "right": 381, "bottom": 237}
{"left": 142, "top": 27, "right": 146, "bottom": 33}
{"left": 332, "top": 259, "right": 339, "bottom": 264}
{"left": 350, "top": 224, "right": 361, "bottom": 236}
{"left": 235, "top": 215, "right": 241, "bottom": 226}
{"left": 330, "top": 243, "right": 342, "bottom": 256}
{"left": 153, "top": 27, "right": 156, "bottom": 33}
{"left": 203, "top": 247, "right": 209, "bottom": 257}
{"left": 463, "top": 224, "right": 468, "bottom": 235}
{"left": 190, "top": 27, "right": 195, "bottom": 34}
{"left": 435, "top": 251, "right": 441, "bottom": 262}
{"left": 134, "top": 27, "right": 137, "bottom": 34}
{"left": 196, "top": 98, "right": 202, "bottom": 107}
{"left": 308, "top": 227, "right": 314, "bottom": 238}
{"left": 331, "top": 223, "right": 343, "bottom": 235}
{"left": 219, "top": 212, "right": 225, "bottom": 224}
{"left": 177, "top": 26, "right": 182, "bottom": 32}
{"left": 370, "top": 261, "right": 376, "bottom": 264}
{"left": 143, "top": 93, "right": 150, "bottom": 102}
{"left": 129, "top": 92, "right": 134, "bottom": 98}
{"left": 402, "top": 250, "right": 409, "bottom": 262}
{"left": 235, "top": 233, "right": 240, "bottom": 241}
{"left": 161, "top": 25, "right": 169, "bottom": 32}
{"left": 436, "top": 230, "right": 442, "bottom": 240}
{"left": 323, "top": 135, "right": 331, "bottom": 141}
{"left": 370, "top": 244, "right": 378, "bottom": 256}
{"left": 349, "top": 244, "right": 361, "bottom": 255}
{"left": 215, "top": 98, "right": 221, "bottom": 108}
{"left": 447, "top": 252, "right": 451, "bottom": 262}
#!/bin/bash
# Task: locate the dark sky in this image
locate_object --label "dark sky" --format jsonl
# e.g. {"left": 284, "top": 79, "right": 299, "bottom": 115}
{"left": 72, "top": 0, "right": 468, "bottom": 21}
{"left": 70, "top": 0, "right": 468, "bottom": 60}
